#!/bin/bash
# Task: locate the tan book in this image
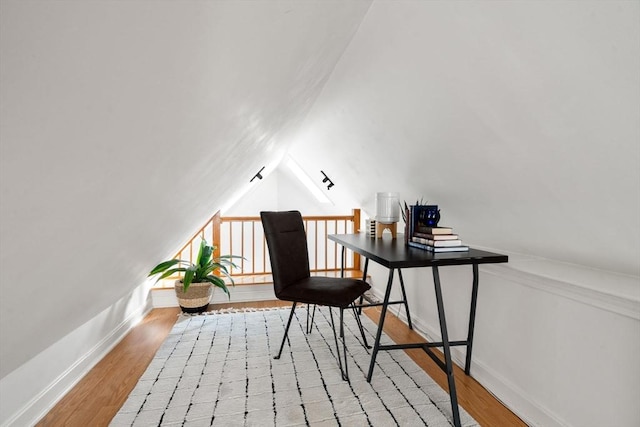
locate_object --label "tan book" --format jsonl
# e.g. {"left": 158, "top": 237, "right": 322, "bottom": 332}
{"left": 414, "top": 226, "right": 453, "bottom": 235}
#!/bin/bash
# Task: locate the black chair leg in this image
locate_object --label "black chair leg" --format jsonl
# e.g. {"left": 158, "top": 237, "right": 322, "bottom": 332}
{"left": 350, "top": 303, "right": 371, "bottom": 349}
{"left": 357, "top": 295, "right": 364, "bottom": 315}
{"left": 329, "top": 307, "right": 349, "bottom": 381}
{"left": 341, "top": 308, "right": 348, "bottom": 381}
{"left": 275, "top": 302, "right": 297, "bottom": 359}
{"left": 306, "top": 304, "right": 316, "bottom": 334}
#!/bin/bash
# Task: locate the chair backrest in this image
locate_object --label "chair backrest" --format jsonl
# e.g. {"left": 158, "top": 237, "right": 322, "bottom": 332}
{"left": 260, "top": 211, "right": 311, "bottom": 297}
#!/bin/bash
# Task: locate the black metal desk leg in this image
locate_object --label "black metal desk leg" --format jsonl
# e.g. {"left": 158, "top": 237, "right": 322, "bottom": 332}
{"left": 362, "top": 257, "right": 369, "bottom": 281}
{"left": 397, "top": 269, "right": 413, "bottom": 330}
{"left": 366, "top": 268, "right": 395, "bottom": 382}
{"left": 358, "top": 258, "right": 369, "bottom": 315}
{"left": 432, "top": 266, "right": 461, "bottom": 427}
{"left": 465, "top": 263, "right": 480, "bottom": 375}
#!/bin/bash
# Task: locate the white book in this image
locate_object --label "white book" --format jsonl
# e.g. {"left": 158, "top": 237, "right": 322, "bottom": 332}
{"left": 412, "top": 237, "right": 463, "bottom": 247}
{"left": 408, "top": 241, "right": 470, "bottom": 252}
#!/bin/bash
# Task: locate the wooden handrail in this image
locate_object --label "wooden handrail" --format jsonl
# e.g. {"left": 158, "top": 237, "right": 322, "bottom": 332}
{"left": 163, "top": 209, "right": 362, "bottom": 286}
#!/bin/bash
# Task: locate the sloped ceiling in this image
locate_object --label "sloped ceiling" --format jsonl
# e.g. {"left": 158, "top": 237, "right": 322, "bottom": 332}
{"left": 1, "top": 0, "right": 638, "bottom": 381}
{"left": 288, "top": 1, "right": 640, "bottom": 275}
{"left": 0, "top": 0, "right": 371, "bottom": 378}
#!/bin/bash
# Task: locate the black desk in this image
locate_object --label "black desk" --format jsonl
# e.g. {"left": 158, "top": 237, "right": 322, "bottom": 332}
{"left": 329, "top": 233, "right": 508, "bottom": 427}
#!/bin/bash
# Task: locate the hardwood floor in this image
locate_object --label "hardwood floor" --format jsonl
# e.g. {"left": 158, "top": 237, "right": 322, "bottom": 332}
{"left": 37, "top": 300, "right": 525, "bottom": 426}
{"left": 36, "top": 307, "right": 182, "bottom": 426}
{"left": 364, "top": 306, "right": 526, "bottom": 427}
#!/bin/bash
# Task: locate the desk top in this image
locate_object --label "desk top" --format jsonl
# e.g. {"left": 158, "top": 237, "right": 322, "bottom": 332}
{"left": 329, "top": 233, "right": 508, "bottom": 269}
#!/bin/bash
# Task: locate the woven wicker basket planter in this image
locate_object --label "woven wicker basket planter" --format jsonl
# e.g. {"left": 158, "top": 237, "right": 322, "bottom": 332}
{"left": 174, "top": 280, "right": 213, "bottom": 313}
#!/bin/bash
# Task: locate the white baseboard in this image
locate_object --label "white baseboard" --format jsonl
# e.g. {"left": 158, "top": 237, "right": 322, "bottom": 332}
{"left": 151, "top": 284, "right": 276, "bottom": 308}
{"left": 407, "top": 309, "right": 566, "bottom": 427}
{"left": 213, "top": 284, "right": 276, "bottom": 303}
{"left": 365, "top": 285, "right": 558, "bottom": 427}
{"left": 363, "top": 254, "right": 640, "bottom": 427}
{"left": 0, "top": 286, "right": 151, "bottom": 427}
{"left": 465, "top": 355, "right": 570, "bottom": 427}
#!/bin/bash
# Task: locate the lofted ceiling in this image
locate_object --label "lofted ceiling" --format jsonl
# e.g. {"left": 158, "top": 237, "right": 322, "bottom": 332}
{"left": 287, "top": 0, "right": 640, "bottom": 275}
{"left": 0, "top": 0, "right": 372, "bottom": 378}
{"left": 1, "top": 0, "right": 638, "bottom": 382}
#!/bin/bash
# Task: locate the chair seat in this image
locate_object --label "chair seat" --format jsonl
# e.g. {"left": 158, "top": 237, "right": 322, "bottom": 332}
{"left": 278, "top": 276, "right": 370, "bottom": 308}
{"left": 261, "top": 210, "right": 371, "bottom": 381}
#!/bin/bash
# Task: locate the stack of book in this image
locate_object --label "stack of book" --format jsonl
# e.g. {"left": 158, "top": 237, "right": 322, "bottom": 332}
{"left": 408, "top": 227, "right": 469, "bottom": 252}
{"left": 406, "top": 205, "right": 469, "bottom": 252}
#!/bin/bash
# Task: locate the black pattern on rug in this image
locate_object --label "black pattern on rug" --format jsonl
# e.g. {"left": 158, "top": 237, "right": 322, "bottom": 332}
{"left": 111, "top": 307, "right": 478, "bottom": 427}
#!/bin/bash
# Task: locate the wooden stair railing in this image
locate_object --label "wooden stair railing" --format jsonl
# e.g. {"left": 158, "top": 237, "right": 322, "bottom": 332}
{"left": 154, "top": 209, "right": 362, "bottom": 288}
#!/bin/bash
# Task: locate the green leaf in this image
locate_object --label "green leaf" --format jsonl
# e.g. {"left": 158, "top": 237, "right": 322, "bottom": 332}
{"left": 216, "top": 264, "right": 230, "bottom": 276}
{"left": 155, "top": 267, "right": 187, "bottom": 282}
{"left": 183, "top": 266, "right": 197, "bottom": 292}
{"left": 148, "top": 238, "right": 240, "bottom": 298}
{"left": 197, "top": 264, "right": 215, "bottom": 280}
{"left": 204, "top": 276, "right": 230, "bottom": 299}
{"left": 195, "top": 239, "right": 206, "bottom": 266}
{"left": 218, "top": 254, "right": 242, "bottom": 260}
{"left": 148, "top": 259, "right": 182, "bottom": 276}
{"left": 199, "top": 245, "right": 213, "bottom": 268}
{"left": 205, "top": 275, "right": 224, "bottom": 286}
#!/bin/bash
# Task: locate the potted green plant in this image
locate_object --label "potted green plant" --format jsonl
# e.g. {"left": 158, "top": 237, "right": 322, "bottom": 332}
{"left": 148, "top": 239, "right": 241, "bottom": 313}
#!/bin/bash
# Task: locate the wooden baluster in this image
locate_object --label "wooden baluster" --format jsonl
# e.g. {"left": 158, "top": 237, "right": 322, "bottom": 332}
{"left": 251, "top": 220, "right": 256, "bottom": 275}
{"left": 212, "top": 211, "right": 221, "bottom": 276}
{"left": 352, "top": 209, "right": 361, "bottom": 271}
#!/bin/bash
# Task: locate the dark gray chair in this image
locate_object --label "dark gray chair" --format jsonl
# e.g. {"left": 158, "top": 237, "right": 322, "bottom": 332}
{"left": 261, "top": 210, "right": 370, "bottom": 381}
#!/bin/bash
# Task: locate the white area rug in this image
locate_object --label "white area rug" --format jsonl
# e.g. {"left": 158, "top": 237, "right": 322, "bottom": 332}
{"left": 111, "top": 306, "right": 478, "bottom": 426}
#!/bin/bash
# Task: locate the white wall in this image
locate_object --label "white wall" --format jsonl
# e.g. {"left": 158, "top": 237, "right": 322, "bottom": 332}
{"left": 288, "top": 0, "right": 640, "bottom": 276}
{"left": 0, "top": 282, "right": 152, "bottom": 426}
{"left": 0, "top": 0, "right": 371, "bottom": 380}
{"left": 2, "top": 1, "right": 638, "bottom": 426}
{"left": 154, "top": 162, "right": 361, "bottom": 308}
{"left": 0, "top": 1, "right": 371, "bottom": 425}
{"left": 364, "top": 254, "right": 639, "bottom": 426}
{"left": 285, "top": 1, "right": 640, "bottom": 426}
{"left": 225, "top": 160, "right": 358, "bottom": 217}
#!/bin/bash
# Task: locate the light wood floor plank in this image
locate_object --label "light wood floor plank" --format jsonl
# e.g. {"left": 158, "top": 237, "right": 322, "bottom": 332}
{"left": 364, "top": 305, "right": 526, "bottom": 427}
{"left": 37, "top": 300, "right": 525, "bottom": 426}
{"left": 36, "top": 307, "right": 181, "bottom": 426}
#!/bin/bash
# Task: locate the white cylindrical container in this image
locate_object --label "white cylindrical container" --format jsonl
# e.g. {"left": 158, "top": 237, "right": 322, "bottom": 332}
{"left": 375, "top": 192, "right": 400, "bottom": 224}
